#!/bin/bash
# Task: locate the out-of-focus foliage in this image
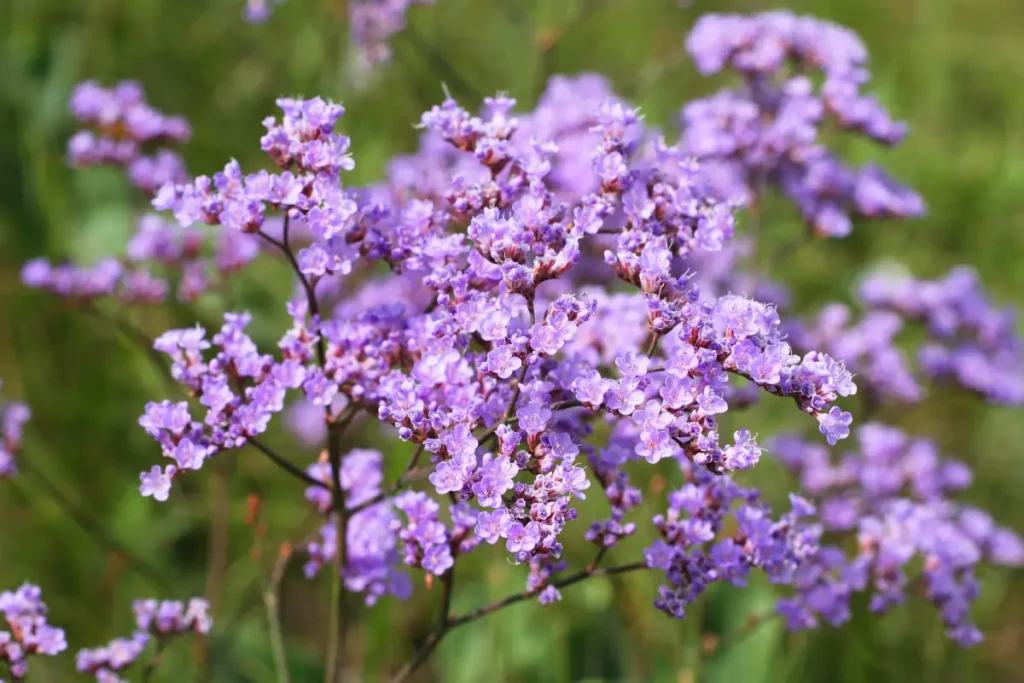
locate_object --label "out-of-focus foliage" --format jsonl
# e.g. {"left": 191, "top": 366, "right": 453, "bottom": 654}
{"left": 1, "top": 0, "right": 1023, "bottom": 681}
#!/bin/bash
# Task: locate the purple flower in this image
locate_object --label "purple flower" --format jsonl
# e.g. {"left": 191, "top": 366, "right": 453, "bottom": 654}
{"left": 139, "top": 465, "right": 174, "bottom": 502}
{"left": 476, "top": 508, "right": 512, "bottom": 544}
{"left": 25, "top": 60, "right": 1016, "bottom": 656}
{"left": 816, "top": 406, "right": 853, "bottom": 446}
{"left": 722, "top": 429, "right": 761, "bottom": 470}
{"left": 517, "top": 401, "right": 552, "bottom": 435}
{"left": 473, "top": 454, "right": 519, "bottom": 507}
{"left": 506, "top": 522, "right": 540, "bottom": 554}
{"left": 696, "top": 386, "right": 728, "bottom": 415}
{"left": 0, "top": 584, "right": 66, "bottom": 676}
{"left": 571, "top": 369, "right": 611, "bottom": 407}
{"left": 683, "top": 12, "right": 922, "bottom": 237}
{"left": 487, "top": 344, "right": 523, "bottom": 380}
{"left": 429, "top": 457, "right": 472, "bottom": 495}
{"left": 538, "top": 585, "right": 562, "bottom": 605}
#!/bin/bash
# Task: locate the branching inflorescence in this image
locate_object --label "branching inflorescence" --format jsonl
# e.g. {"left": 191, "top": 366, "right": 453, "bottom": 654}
{"left": 683, "top": 11, "right": 924, "bottom": 236}
{"left": 23, "top": 81, "right": 261, "bottom": 307}
{"left": 7, "top": 7, "right": 1024, "bottom": 680}
{"left": 770, "top": 425, "right": 1023, "bottom": 645}
{"left": 76, "top": 598, "right": 212, "bottom": 682}
{"left": 1, "top": 585, "right": 66, "bottom": 679}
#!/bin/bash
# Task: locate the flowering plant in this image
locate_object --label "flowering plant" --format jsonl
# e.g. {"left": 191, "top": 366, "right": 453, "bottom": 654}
{"left": 3, "top": 7, "right": 1022, "bottom": 682}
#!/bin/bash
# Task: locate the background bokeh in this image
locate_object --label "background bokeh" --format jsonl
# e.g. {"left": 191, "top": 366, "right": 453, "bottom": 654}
{"left": 2, "top": 0, "right": 1024, "bottom": 681}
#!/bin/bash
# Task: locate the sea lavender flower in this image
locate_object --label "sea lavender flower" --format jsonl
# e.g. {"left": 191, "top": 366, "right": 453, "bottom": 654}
{"left": 137, "top": 314, "right": 306, "bottom": 500}
{"left": 73, "top": 14, "right": 1009, "bottom": 653}
{"left": 645, "top": 466, "right": 821, "bottom": 619}
{"left": 77, "top": 598, "right": 211, "bottom": 681}
{"left": 768, "top": 425, "right": 1024, "bottom": 644}
{"left": 0, "top": 380, "right": 30, "bottom": 478}
{"left": 303, "top": 450, "right": 412, "bottom": 603}
{"left": 20, "top": 213, "right": 259, "bottom": 305}
{"left": 243, "top": 0, "right": 286, "bottom": 22}
{"left": 137, "top": 89, "right": 856, "bottom": 606}
{"left": 791, "top": 265, "right": 1024, "bottom": 405}
{"left": 392, "top": 491, "right": 457, "bottom": 575}
{"left": 24, "top": 83, "right": 262, "bottom": 306}
{"left": 244, "top": 0, "right": 437, "bottom": 74}
{"left": 67, "top": 81, "right": 190, "bottom": 194}
{"left": 858, "top": 266, "right": 1024, "bottom": 404}
{"left": 0, "top": 584, "right": 66, "bottom": 678}
{"left": 682, "top": 11, "right": 924, "bottom": 236}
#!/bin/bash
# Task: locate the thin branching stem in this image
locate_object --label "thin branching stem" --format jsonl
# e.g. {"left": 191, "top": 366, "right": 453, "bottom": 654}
{"left": 478, "top": 363, "right": 530, "bottom": 444}
{"left": 449, "top": 561, "right": 647, "bottom": 628}
{"left": 389, "top": 567, "right": 456, "bottom": 683}
{"left": 248, "top": 438, "right": 327, "bottom": 490}
{"left": 260, "top": 217, "right": 352, "bottom": 682}
{"left": 390, "top": 560, "right": 648, "bottom": 682}
{"left": 348, "top": 444, "right": 428, "bottom": 515}
{"left": 644, "top": 332, "right": 661, "bottom": 358}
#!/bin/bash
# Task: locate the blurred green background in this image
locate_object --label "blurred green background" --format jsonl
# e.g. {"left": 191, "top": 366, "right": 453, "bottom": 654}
{"left": 2, "top": 0, "right": 1024, "bottom": 681}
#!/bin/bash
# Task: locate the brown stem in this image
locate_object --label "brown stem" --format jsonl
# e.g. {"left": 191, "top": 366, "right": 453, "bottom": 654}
{"left": 260, "top": 218, "right": 351, "bottom": 682}
{"left": 257, "top": 218, "right": 327, "bottom": 370}
{"left": 451, "top": 561, "right": 647, "bottom": 628}
{"left": 586, "top": 546, "right": 608, "bottom": 573}
{"left": 140, "top": 638, "right": 168, "bottom": 682}
{"left": 248, "top": 438, "right": 327, "bottom": 490}
{"left": 644, "top": 332, "right": 661, "bottom": 358}
{"left": 348, "top": 444, "right": 428, "bottom": 515}
{"left": 389, "top": 567, "right": 457, "bottom": 683}
{"left": 390, "top": 561, "right": 648, "bottom": 682}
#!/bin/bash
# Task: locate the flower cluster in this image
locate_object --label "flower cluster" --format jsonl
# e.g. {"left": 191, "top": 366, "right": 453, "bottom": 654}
{"left": 858, "top": 266, "right": 1023, "bottom": 403}
{"left": 12, "top": 6, "right": 1023, "bottom": 671}
{"left": 791, "top": 265, "right": 1024, "bottom": 405}
{"left": 26, "top": 81, "right": 261, "bottom": 306}
{"left": 137, "top": 86, "right": 855, "bottom": 613}
{"left": 76, "top": 598, "right": 212, "bottom": 682}
{"left": 682, "top": 11, "right": 924, "bottom": 236}
{"left": 644, "top": 468, "right": 820, "bottom": 618}
{"left": 0, "top": 381, "right": 30, "bottom": 479}
{"left": 303, "top": 449, "right": 412, "bottom": 604}
{"left": 769, "top": 424, "right": 1023, "bottom": 645}
{"left": 392, "top": 491, "right": 480, "bottom": 576}
{"left": 67, "top": 81, "right": 190, "bottom": 195}
{"left": 21, "top": 213, "right": 260, "bottom": 305}
{"left": 1, "top": 584, "right": 66, "bottom": 679}
{"left": 383, "top": 74, "right": 624, "bottom": 207}
{"left": 137, "top": 313, "right": 309, "bottom": 501}
{"left": 153, "top": 97, "right": 360, "bottom": 284}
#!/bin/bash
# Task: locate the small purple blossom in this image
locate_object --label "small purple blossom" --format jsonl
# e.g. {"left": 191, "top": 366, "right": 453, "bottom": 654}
{"left": 1, "top": 584, "right": 66, "bottom": 677}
